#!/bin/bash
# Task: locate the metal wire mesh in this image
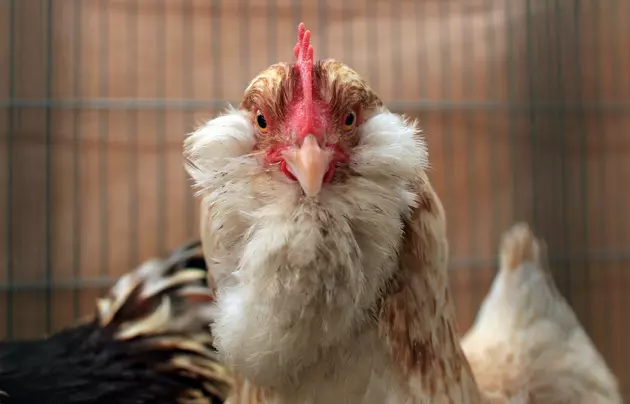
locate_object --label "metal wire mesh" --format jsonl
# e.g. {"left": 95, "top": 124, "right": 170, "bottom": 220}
{"left": 1, "top": 0, "right": 629, "bottom": 398}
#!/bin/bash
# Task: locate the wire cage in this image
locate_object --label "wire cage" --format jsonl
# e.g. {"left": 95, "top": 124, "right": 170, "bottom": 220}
{"left": 1, "top": 0, "right": 629, "bottom": 398}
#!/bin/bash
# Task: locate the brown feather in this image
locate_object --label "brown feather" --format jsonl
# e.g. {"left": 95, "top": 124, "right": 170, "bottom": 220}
{"left": 378, "top": 172, "right": 486, "bottom": 403}
{"left": 314, "top": 59, "right": 383, "bottom": 124}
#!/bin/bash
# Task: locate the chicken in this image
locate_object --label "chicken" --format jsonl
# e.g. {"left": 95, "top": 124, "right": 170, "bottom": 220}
{"left": 0, "top": 240, "right": 234, "bottom": 404}
{"left": 461, "top": 222, "right": 623, "bottom": 404}
{"left": 184, "top": 22, "right": 517, "bottom": 404}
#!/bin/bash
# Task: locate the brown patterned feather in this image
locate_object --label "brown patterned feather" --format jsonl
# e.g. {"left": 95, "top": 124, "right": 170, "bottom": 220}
{"left": 378, "top": 172, "right": 488, "bottom": 403}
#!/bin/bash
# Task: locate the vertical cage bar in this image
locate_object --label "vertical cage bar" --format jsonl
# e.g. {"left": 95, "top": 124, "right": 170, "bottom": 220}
{"left": 268, "top": 0, "right": 277, "bottom": 65}
{"left": 292, "top": 0, "right": 301, "bottom": 39}
{"left": 588, "top": 0, "right": 602, "bottom": 339}
{"left": 5, "top": 0, "right": 16, "bottom": 339}
{"left": 128, "top": 0, "right": 139, "bottom": 266}
{"left": 486, "top": 0, "right": 499, "bottom": 252}
{"left": 552, "top": 0, "right": 570, "bottom": 303}
{"left": 609, "top": 0, "right": 622, "bottom": 362}
{"left": 183, "top": 0, "right": 195, "bottom": 239}
{"left": 341, "top": 0, "right": 352, "bottom": 67}
{"left": 524, "top": 0, "right": 538, "bottom": 230}
{"left": 72, "top": 0, "right": 83, "bottom": 320}
{"left": 591, "top": 0, "right": 610, "bottom": 355}
{"left": 611, "top": 0, "right": 626, "bottom": 377}
{"left": 462, "top": 1, "right": 479, "bottom": 305}
{"left": 212, "top": 0, "right": 222, "bottom": 100}
{"left": 99, "top": 0, "right": 109, "bottom": 292}
{"left": 416, "top": 0, "right": 427, "bottom": 98}
{"left": 391, "top": 0, "right": 402, "bottom": 99}
{"left": 439, "top": 0, "right": 453, "bottom": 224}
{"left": 541, "top": 1, "right": 553, "bottom": 265}
{"left": 44, "top": 0, "right": 54, "bottom": 333}
{"left": 505, "top": 0, "right": 517, "bottom": 225}
{"left": 366, "top": 0, "right": 378, "bottom": 89}
{"left": 615, "top": 0, "right": 630, "bottom": 380}
{"left": 156, "top": 0, "right": 167, "bottom": 254}
{"left": 318, "top": 0, "right": 327, "bottom": 58}
{"left": 572, "top": 0, "right": 590, "bottom": 335}
{"left": 241, "top": 0, "right": 251, "bottom": 85}
{"left": 612, "top": 0, "right": 622, "bottom": 104}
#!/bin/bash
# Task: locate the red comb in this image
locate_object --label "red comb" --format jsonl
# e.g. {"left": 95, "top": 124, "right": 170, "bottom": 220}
{"left": 293, "top": 22, "right": 314, "bottom": 139}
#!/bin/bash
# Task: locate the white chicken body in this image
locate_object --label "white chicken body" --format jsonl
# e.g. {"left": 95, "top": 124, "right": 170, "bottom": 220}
{"left": 461, "top": 223, "right": 623, "bottom": 404}
{"left": 186, "top": 108, "right": 427, "bottom": 403}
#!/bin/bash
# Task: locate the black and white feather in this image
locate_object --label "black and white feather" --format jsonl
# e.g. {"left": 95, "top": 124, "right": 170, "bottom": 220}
{"left": 0, "top": 240, "right": 234, "bottom": 404}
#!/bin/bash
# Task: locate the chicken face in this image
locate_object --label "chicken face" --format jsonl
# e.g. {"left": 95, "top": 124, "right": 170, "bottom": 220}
{"left": 184, "top": 23, "right": 429, "bottom": 391}
{"left": 241, "top": 24, "right": 384, "bottom": 196}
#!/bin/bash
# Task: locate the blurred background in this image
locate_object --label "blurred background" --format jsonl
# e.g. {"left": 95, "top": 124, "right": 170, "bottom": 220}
{"left": 0, "top": 0, "right": 628, "bottom": 398}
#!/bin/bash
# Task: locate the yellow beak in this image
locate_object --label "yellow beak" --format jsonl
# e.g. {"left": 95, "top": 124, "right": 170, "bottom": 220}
{"left": 281, "top": 135, "right": 332, "bottom": 197}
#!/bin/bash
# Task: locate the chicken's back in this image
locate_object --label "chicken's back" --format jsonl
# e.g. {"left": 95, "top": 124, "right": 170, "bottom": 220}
{"left": 461, "top": 223, "right": 623, "bottom": 404}
{"left": 0, "top": 240, "right": 234, "bottom": 404}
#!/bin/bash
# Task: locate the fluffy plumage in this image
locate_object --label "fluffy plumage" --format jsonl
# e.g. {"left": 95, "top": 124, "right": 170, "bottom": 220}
{"left": 461, "top": 222, "right": 623, "bottom": 404}
{"left": 185, "top": 23, "right": 514, "bottom": 403}
{"left": 0, "top": 240, "right": 234, "bottom": 404}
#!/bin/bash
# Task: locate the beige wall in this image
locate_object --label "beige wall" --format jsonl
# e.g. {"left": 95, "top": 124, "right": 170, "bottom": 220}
{"left": 0, "top": 0, "right": 629, "bottom": 397}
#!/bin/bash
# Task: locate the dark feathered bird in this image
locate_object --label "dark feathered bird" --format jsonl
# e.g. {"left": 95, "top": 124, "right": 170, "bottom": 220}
{"left": 0, "top": 240, "right": 234, "bottom": 404}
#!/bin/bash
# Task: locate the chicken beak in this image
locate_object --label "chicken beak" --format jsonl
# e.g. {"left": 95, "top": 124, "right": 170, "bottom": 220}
{"left": 281, "top": 135, "right": 332, "bottom": 197}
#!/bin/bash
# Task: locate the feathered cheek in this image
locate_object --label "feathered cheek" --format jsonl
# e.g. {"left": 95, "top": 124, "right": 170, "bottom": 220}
{"left": 184, "top": 109, "right": 256, "bottom": 166}
{"left": 184, "top": 117, "right": 266, "bottom": 195}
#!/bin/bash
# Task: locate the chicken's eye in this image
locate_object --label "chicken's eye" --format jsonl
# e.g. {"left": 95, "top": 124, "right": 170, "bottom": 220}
{"left": 342, "top": 111, "right": 356, "bottom": 132}
{"left": 256, "top": 111, "right": 269, "bottom": 133}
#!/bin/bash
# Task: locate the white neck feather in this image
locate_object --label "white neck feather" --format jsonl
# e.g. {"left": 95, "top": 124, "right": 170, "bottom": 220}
{"left": 184, "top": 107, "right": 429, "bottom": 403}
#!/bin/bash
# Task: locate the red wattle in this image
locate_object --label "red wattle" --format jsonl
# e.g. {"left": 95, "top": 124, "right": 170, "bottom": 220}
{"left": 323, "top": 162, "right": 335, "bottom": 184}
